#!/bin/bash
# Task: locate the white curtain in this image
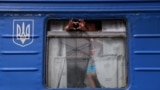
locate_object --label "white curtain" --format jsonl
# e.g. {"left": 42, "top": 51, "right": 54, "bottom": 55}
{"left": 95, "top": 38, "right": 126, "bottom": 88}
{"left": 47, "top": 38, "right": 67, "bottom": 88}
{"left": 47, "top": 21, "right": 67, "bottom": 88}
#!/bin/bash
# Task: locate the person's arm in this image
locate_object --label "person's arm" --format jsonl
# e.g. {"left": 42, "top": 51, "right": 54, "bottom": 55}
{"left": 89, "top": 38, "right": 95, "bottom": 56}
{"left": 65, "top": 19, "right": 75, "bottom": 31}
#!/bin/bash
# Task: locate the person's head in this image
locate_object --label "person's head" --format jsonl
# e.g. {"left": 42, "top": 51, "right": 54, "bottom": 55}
{"left": 86, "top": 22, "right": 96, "bottom": 31}
{"left": 86, "top": 20, "right": 101, "bottom": 31}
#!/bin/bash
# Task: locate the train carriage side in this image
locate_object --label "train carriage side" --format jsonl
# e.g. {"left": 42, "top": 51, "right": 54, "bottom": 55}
{"left": 0, "top": 0, "right": 160, "bottom": 90}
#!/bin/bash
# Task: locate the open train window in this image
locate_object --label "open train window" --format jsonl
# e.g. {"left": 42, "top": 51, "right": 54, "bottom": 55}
{"left": 45, "top": 19, "right": 127, "bottom": 88}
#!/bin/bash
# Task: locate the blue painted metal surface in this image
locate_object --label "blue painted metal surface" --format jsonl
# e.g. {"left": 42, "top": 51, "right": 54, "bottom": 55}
{"left": 0, "top": 0, "right": 160, "bottom": 90}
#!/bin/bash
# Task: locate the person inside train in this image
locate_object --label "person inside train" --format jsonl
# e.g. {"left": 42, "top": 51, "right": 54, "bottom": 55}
{"left": 65, "top": 19, "right": 101, "bottom": 88}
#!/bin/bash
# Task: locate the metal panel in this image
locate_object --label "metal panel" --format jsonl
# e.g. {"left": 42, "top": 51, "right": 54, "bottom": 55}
{"left": 0, "top": 1, "right": 160, "bottom": 12}
{"left": 128, "top": 15, "right": 160, "bottom": 90}
{"left": 0, "top": 1, "right": 160, "bottom": 90}
{"left": 0, "top": 16, "right": 45, "bottom": 90}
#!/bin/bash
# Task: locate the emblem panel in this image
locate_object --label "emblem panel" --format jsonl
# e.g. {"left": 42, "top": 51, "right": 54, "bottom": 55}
{"left": 13, "top": 19, "right": 34, "bottom": 47}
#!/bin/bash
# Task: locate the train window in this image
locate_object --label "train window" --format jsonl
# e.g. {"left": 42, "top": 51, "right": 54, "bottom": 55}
{"left": 45, "top": 19, "right": 127, "bottom": 88}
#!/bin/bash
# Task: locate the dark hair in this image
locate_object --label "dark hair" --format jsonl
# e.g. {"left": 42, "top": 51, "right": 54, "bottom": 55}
{"left": 85, "top": 20, "right": 102, "bottom": 31}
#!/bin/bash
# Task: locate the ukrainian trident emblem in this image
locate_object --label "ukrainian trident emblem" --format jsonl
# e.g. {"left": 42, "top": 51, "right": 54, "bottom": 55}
{"left": 13, "top": 19, "right": 34, "bottom": 47}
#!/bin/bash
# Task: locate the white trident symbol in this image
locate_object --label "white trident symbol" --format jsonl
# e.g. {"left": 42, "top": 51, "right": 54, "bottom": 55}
{"left": 16, "top": 22, "right": 30, "bottom": 44}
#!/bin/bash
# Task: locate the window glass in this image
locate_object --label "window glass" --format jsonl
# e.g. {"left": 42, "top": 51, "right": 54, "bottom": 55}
{"left": 46, "top": 19, "right": 127, "bottom": 88}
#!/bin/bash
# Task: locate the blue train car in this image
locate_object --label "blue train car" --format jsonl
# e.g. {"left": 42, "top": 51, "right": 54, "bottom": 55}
{"left": 0, "top": 0, "right": 160, "bottom": 90}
